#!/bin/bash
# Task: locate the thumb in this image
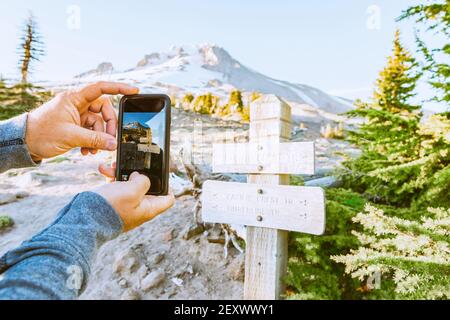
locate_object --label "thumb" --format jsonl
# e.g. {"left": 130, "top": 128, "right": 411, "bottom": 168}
{"left": 73, "top": 126, "right": 117, "bottom": 151}
{"left": 126, "top": 172, "right": 151, "bottom": 196}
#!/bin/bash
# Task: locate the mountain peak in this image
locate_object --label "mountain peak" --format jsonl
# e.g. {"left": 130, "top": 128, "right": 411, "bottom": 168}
{"left": 71, "top": 44, "right": 353, "bottom": 114}
{"left": 124, "top": 121, "right": 149, "bottom": 130}
{"left": 75, "top": 62, "right": 114, "bottom": 78}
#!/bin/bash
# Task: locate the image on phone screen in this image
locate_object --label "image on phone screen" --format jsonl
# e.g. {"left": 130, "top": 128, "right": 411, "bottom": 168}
{"left": 117, "top": 96, "right": 169, "bottom": 195}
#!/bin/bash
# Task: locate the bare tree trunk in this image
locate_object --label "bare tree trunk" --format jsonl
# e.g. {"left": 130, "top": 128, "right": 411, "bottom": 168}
{"left": 20, "top": 24, "right": 33, "bottom": 83}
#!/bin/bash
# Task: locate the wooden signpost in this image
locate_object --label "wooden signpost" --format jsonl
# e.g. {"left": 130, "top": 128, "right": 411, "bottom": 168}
{"left": 137, "top": 128, "right": 161, "bottom": 168}
{"left": 201, "top": 94, "right": 326, "bottom": 300}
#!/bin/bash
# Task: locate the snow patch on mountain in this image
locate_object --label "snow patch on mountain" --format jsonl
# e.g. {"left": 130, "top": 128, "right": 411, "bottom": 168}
{"left": 45, "top": 44, "right": 354, "bottom": 117}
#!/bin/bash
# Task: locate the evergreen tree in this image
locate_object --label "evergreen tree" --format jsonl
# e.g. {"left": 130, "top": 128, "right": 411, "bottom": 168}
{"left": 241, "top": 104, "right": 250, "bottom": 122}
{"left": 399, "top": 1, "right": 449, "bottom": 108}
{"left": 332, "top": 204, "right": 450, "bottom": 300}
{"left": 181, "top": 93, "right": 194, "bottom": 111}
{"left": 342, "top": 30, "right": 423, "bottom": 206}
{"left": 192, "top": 93, "right": 219, "bottom": 114}
{"left": 18, "top": 13, "right": 44, "bottom": 84}
{"left": 224, "top": 90, "right": 244, "bottom": 114}
{"left": 0, "top": 81, "right": 52, "bottom": 120}
{"left": 182, "top": 93, "right": 194, "bottom": 104}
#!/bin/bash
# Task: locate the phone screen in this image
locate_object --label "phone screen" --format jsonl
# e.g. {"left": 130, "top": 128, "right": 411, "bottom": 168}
{"left": 117, "top": 95, "right": 170, "bottom": 195}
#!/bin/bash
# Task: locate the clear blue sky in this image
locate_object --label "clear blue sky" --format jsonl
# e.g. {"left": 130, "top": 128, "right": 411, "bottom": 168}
{"left": 0, "top": 0, "right": 433, "bottom": 101}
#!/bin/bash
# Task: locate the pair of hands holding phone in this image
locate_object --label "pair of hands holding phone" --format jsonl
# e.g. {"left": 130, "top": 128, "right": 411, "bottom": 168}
{"left": 25, "top": 81, "right": 175, "bottom": 232}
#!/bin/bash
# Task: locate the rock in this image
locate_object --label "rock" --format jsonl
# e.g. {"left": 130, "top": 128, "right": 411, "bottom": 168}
{"left": 112, "top": 249, "right": 140, "bottom": 276}
{"left": 305, "top": 176, "right": 341, "bottom": 188}
{"left": 185, "top": 264, "right": 194, "bottom": 275}
{"left": 14, "top": 190, "right": 30, "bottom": 199}
{"left": 314, "top": 167, "right": 334, "bottom": 177}
{"left": 228, "top": 254, "right": 245, "bottom": 282}
{"left": 140, "top": 270, "right": 165, "bottom": 292}
{"left": 120, "top": 288, "right": 141, "bottom": 300}
{"left": 148, "top": 252, "right": 165, "bottom": 265}
{"left": 171, "top": 277, "right": 184, "bottom": 287}
{"left": 175, "top": 264, "right": 195, "bottom": 278}
{"left": 136, "top": 265, "right": 149, "bottom": 279}
{"left": 182, "top": 223, "right": 205, "bottom": 240}
{"left": 207, "top": 226, "right": 225, "bottom": 244}
{"left": 118, "top": 278, "right": 128, "bottom": 288}
{"left": 0, "top": 190, "right": 30, "bottom": 205}
{"left": 17, "top": 172, "right": 59, "bottom": 187}
{"left": 0, "top": 193, "right": 17, "bottom": 205}
{"left": 162, "top": 229, "right": 175, "bottom": 242}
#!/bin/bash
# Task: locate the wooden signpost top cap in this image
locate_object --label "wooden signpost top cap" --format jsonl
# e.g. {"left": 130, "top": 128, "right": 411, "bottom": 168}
{"left": 250, "top": 95, "right": 292, "bottom": 122}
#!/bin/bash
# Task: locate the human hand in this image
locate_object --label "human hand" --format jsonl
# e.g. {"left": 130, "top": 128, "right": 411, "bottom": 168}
{"left": 25, "top": 81, "right": 139, "bottom": 161}
{"left": 93, "top": 171, "right": 175, "bottom": 232}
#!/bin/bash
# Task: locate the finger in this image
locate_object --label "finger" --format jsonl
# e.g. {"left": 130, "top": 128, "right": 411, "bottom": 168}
{"left": 98, "top": 163, "right": 116, "bottom": 181}
{"left": 90, "top": 114, "right": 105, "bottom": 154}
{"left": 73, "top": 125, "right": 117, "bottom": 151}
{"left": 75, "top": 81, "right": 139, "bottom": 105}
{"left": 137, "top": 191, "right": 175, "bottom": 220}
{"left": 80, "top": 148, "right": 89, "bottom": 156}
{"left": 82, "top": 112, "right": 105, "bottom": 154}
{"left": 126, "top": 172, "right": 151, "bottom": 198}
{"left": 89, "top": 97, "right": 117, "bottom": 137}
{"left": 82, "top": 112, "right": 104, "bottom": 130}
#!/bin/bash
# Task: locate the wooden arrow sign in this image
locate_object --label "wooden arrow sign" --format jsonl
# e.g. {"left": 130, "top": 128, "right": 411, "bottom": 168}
{"left": 202, "top": 180, "right": 326, "bottom": 235}
{"left": 212, "top": 141, "right": 315, "bottom": 175}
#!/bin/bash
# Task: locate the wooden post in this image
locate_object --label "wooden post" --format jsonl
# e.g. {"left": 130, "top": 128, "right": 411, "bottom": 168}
{"left": 201, "top": 94, "right": 325, "bottom": 300}
{"left": 244, "top": 96, "right": 291, "bottom": 300}
{"left": 144, "top": 129, "right": 152, "bottom": 168}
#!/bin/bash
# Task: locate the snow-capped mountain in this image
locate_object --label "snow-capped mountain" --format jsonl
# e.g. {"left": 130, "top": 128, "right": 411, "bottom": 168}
{"left": 123, "top": 121, "right": 149, "bottom": 131}
{"left": 46, "top": 44, "right": 354, "bottom": 116}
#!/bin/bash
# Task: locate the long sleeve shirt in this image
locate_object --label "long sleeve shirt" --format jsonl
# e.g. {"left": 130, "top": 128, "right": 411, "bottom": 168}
{"left": 0, "top": 114, "right": 123, "bottom": 300}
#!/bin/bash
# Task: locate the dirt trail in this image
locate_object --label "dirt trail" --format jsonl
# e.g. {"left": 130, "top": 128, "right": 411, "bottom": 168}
{"left": 0, "top": 108, "right": 356, "bottom": 299}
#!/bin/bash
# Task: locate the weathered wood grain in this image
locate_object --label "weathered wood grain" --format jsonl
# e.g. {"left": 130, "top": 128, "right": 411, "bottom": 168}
{"left": 202, "top": 180, "right": 325, "bottom": 234}
{"left": 212, "top": 141, "right": 315, "bottom": 175}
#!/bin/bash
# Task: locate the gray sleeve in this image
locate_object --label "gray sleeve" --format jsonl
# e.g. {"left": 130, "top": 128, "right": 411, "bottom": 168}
{"left": 0, "top": 113, "right": 40, "bottom": 174}
{"left": 0, "top": 192, "right": 123, "bottom": 300}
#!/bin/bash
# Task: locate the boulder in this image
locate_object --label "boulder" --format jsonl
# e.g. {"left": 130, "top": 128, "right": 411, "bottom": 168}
{"left": 140, "top": 270, "right": 165, "bottom": 292}
{"left": 0, "top": 194, "right": 17, "bottom": 205}
{"left": 112, "top": 249, "right": 140, "bottom": 276}
{"left": 148, "top": 252, "right": 165, "bottom": 265}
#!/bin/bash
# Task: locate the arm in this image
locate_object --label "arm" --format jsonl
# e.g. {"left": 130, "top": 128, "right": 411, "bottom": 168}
{"left": 1, "top": 82, "right": 141, "bottom": 174}
{"left": 0, "top": 192, "right": 123, "bottom": 300}
{"left": 0, "top": 82, "right": 174, "bottom": 300}
{"left": 0, "top": 114, "right": 39, "bottom": 174}
{"left": 0, "top": 172, "right": 174, "bottom": 300}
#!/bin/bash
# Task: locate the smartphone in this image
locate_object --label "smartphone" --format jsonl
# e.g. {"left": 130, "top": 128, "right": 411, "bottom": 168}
{"left": 116, "top": 94, "right": 171, "bottom": 195}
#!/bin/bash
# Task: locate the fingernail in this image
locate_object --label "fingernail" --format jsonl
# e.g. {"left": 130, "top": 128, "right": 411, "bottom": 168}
{"left": 107, "top": 139, "right": 117, "bottom": 150}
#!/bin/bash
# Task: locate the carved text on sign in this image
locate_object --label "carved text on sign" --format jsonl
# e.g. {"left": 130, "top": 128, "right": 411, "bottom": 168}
{"left": 202, "top": 180, "right": 325, "bottom": 235}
